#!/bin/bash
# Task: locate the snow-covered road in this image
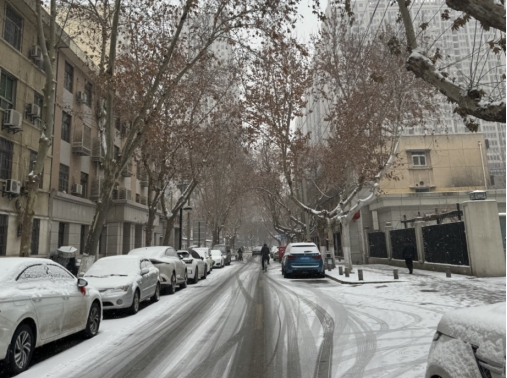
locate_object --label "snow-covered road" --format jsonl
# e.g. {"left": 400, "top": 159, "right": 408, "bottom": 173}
{"left": 10, "top": 257, "right": 505, "bottom": 378}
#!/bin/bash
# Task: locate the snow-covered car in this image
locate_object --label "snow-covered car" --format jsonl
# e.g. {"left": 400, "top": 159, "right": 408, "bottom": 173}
{"left": 0, "top": 258, "right": 102, "bottom": 375}
{"left": 252, "top": 245, "right": 262, "bottom": 256}
{"left": 177, "top": 250, "right": 206, "bottom": 283}
{"left": 270, "top": 246, "right": 279, "bottom": 261}
{"left": 84, "top": 255, "right": 160, "bottom": 315}
{"left": 128, "top": 246, "right": 187, "bottom": 293}
{"left": 190, "top": 246, "right": 213, "bottom": 274}
{"left": 425, "top": 302, "right": 506, "bottom": 378}
{"left": 210, "top": 249, "right": 225, "bottom": 268}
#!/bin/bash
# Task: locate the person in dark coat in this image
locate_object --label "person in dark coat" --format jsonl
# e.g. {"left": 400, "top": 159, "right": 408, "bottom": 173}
{"left": 260, "top": 244, "right": 270, "bottom": 271}
{"left": 402, "top": 243, "right": 416, "bottom": 274}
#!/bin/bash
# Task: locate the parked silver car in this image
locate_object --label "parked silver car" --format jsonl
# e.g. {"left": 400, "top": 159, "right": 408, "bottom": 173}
{"left": 190, "top": 246, "right": 214, "bottom": 274}
{"left": 128, "top": 246, "right": 187, "bottom": 293}
{"left": 84, "top": 255, "right": 160, "bottom": 315}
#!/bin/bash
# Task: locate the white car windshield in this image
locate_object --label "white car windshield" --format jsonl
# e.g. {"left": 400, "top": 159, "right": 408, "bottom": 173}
{"left": 128, "top": 248, "right": 164, "bottom": 258}
{"left": 178, "top": 252, "right": 190, "bottom": 259}
{"left": 211, "top": 251, "right": 221, "bottom": 257}
{"left": 85, "top": 258, "right": 139, "bottom": 277}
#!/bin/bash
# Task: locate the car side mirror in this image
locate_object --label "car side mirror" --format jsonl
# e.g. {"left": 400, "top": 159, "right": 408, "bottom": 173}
{"left": 201, "top": 257, "right": 204, "bottom": 260}
{"left": 77, "top": 278, "right": 88, "bottom": 287}
{"left": 141, "top": 268, "right": 149, "bottom": 275}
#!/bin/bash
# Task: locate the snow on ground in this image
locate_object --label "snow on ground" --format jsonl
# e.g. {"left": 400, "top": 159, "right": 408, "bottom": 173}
{"left": 16, "top": 266, "right": 235, "bottom": 378}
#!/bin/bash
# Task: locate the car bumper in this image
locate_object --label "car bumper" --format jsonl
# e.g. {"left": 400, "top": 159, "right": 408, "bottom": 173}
{"left": 285, "top": 262, "right": 323, "bottom": 274}
{"left": 100, "top": 290, "right": 134, "bottom": 310}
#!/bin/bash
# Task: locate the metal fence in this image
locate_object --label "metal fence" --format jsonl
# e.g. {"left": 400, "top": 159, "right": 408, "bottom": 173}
{"left": 390, "top": 228, "right": 417, "bottom": 260}
{"left": 368, "top": 231, "right": 388, "bottom": 258}
{"left": 333, "top": 232, "right": 343, "bottom": 257}
{"left": 423, "top": 222, "right": 469, "bottom": 265}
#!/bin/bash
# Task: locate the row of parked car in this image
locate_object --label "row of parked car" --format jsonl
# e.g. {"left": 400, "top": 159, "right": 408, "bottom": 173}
{"left": 0, "top": 245, "right": 231, "bottom": 375}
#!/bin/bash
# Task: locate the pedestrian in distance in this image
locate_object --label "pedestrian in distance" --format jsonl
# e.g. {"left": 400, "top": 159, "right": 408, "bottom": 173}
{"left": 402, "top": 242, "right": 416, "bottom": 274}
{"left": 237, "top": 247, "right": 243, "bottom": 261}
{"left": 260, "top": 243, "right": 270, "bottom": 271}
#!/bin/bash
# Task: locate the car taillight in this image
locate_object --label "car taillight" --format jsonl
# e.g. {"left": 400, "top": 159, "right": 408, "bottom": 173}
{"left": 312, "top": 255, "right": 322, "bottom": 260}
{"left": 287, "top": 255, "right": 297, "bottom": 260}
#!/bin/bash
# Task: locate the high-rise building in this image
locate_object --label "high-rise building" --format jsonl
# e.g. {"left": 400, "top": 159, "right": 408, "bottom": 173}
{"left": 296, "top": 0, "right": 506, "bottom": 187}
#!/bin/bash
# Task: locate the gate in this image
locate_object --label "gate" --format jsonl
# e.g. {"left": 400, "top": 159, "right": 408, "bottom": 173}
{"left": 423, "top": 222, "right": 469, "bottom": 265}
{"left": 368, "top": 231, "right": 387, "bottom": 258}
{"left": 333, "top": 232, "right": 343, "bottom": 257}
{"left": 390, "top": 228, "right": 416, "bottom": 260}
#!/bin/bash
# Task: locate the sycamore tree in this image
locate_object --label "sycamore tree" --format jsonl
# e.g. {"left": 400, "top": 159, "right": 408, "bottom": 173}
{"left": 57, "top": 0, "right": 305, "bottom": 258}
{"left": 395, "top": 0, "right": 505, "bottom": 129}
{"left": 245, "top": 13, "right": 438, "bottom": 270}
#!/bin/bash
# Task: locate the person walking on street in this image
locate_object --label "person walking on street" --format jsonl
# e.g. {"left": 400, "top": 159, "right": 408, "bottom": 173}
{"left": 237, "top": 247, "right": 243, "bottom": 261}
{"left": 261, "top": 244, "right": 270, "bottom": 271}
{"left": 402, "top": 242, "right": 416, "bottom": 274}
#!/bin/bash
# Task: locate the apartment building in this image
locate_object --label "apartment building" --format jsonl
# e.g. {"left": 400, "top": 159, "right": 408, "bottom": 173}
{"left": 296, "top": 0, "right": 506, "bottom": 188}
{"left": 0, "top": 0, "right": 167, "bottom": 257}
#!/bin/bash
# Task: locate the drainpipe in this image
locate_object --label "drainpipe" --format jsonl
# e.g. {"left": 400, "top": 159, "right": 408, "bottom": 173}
{"left": 478, "top": 141, "right": 488, "bottom": 189}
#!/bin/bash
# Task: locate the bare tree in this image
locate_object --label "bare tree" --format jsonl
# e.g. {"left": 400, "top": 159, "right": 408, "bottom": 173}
{"left": 396, "top": 0, "right": 505, "bottom": 127}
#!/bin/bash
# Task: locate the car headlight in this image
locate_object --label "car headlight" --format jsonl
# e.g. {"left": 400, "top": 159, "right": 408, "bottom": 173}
{"left": 106, "top": 285, "right": 130, "bottom": 293}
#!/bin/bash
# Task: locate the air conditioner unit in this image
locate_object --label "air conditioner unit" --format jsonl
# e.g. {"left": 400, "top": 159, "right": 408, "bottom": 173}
{"left": 119, "top": 188, "right": 132, "bottom": 200}
{"left": 3, "top": 109, "right": 22, "bottom": 130}
{"left": 5, "top": 179, "right": 21, "bottom": 195}
{"left": 76, "top": 92, "right": 88, "bottom": 104}
{"left": 27, "top": 103, "right": 41, "bottom": 119}
{"left": 30, "top": 45, "right": 43, "bottom": 61}
{"left": 71, "top": 184, "right": 83, "bottom": 195}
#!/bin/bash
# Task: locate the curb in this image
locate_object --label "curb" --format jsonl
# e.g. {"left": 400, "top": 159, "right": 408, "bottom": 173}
{"left": 325, "top": 273, "right": 404, "bottom": 285}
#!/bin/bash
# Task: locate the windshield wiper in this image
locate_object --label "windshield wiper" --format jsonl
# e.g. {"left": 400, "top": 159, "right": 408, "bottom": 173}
{"left": 85, "top": 275, "right": 107, "bottom": 278}
{"left": 109, "top": 274, "right": 128, "bottom": 276}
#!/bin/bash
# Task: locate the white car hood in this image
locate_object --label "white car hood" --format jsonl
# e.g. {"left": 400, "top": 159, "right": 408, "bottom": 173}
{"left": 84, "top": 275, "right": 136, "bottom": 290}
{"left": 437, "top": 302, "right": 506, "bottom": 364}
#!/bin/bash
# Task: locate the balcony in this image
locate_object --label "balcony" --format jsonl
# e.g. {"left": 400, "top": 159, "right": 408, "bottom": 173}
{"left": 121, "top": 161, "right": 133, "bottom": 177}
{"left": 72, "top": 125, "right": 92, "bottom": 156}
{"left": 91, "top": 140, "right": 105, "bottom": 162}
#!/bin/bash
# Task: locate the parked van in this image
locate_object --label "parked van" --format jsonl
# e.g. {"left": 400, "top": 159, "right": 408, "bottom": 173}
{"left": 212, "top": 244, "right": 232, "bottom": 265}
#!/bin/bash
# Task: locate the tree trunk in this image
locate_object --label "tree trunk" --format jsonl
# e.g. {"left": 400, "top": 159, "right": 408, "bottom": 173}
{"left": 317, "top": 218, "right": 327, "bottom": 259}
{"left": 163, "top": 217, "right": 175, "bottom": 246}
{"left": 20, "top": 0, "right": 57, "bottom": 257}
{"left": 341, "top": 220, "right": 353, "bottom": 272}
{"left": 326, "top": 218, "right": 336, "bottom": 267}
{"left": 145, "top": 205, "right": 158, "bottom": 246}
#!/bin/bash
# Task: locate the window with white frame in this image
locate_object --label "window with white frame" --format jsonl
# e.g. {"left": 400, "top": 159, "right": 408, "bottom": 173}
{"left": 3, "top": 6, "right": 22, "bottom": 50}
{"left": 411, "top": 152, "right": 427, "bottom": 166}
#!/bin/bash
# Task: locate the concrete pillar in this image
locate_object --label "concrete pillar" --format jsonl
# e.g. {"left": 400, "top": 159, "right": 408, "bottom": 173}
{"left": 363, "top": 226, "right": 370, "bottom": 262}
{"left": 463, "top": 200, "right": 506, "bottom": 277}
{"left": 414, "top": 219, "right": 425, "bottom": 263}
{"left": 384, "top": 224, "right": 393, "bottom": 260}
{"left": 106, "top": 222, "right": 123, "bottom": 255}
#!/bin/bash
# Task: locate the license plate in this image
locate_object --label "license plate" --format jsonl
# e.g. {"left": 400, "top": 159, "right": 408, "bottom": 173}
{"left": 300, "top": 257, "right": 310, "bottom": 260}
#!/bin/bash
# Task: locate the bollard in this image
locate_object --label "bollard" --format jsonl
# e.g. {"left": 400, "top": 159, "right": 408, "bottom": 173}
{"left": 338, "top": 266, "right": 343, "bottom": 275}
{"left": 358, "top": 269, "right": 363, "bottom": 281}
{"left": 393, "top": 269, "right": 399, "bottom": 280}
{"left": 344, "top": 268, "right": 350, "bottom": 277}
{"left": 446, "top": 268, "right": 451, "bottom": 278}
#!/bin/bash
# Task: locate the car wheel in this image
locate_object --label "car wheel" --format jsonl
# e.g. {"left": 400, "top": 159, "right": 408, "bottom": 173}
{"left": 193, "top": 268, "right": 199, "bottom": 284}
{"left": 203, "top": 266, "right": 207, "bottom": 280}
{"left": 8, "top": 324, "right": 34, "bottom": 375}
{"left": 180, "top": 271, "right": 188, "bottom": 289}
{"left": 83, "top": 302, "right": 101, "bottom": 338}
{"left": 129, "top": 290, "right": 140, "bottom": 315}
{"left": 167, "top": 273, "right": 177, "bottom": 294}
{"left": 151, "top": 282, "right": 161, "bottom": 303}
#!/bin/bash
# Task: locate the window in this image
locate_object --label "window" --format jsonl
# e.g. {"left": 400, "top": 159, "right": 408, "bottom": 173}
{"left": 58, "top": 222, "right": 67, "bottom": 247}
{"left": 47, "top": 264, "right": 74, "bottom": 280}
{"left": 31, "top": 219, "right": 40, "bottom": 255}
{"left": 0, "top": 138, "right": 13, "bottom": 179}
{"left": 3, "top": 6, "right": 22, "bottom": 50}
{"left": 62, "top": 111, "right": 71, "bottom": 142}
{"left": 80, "top": 172, "right": 88, "bottom": 198}
{"left": 411, "top": 153, "right": 427, "bottom": 166}
{"left": 18, "top": 265, "right": 47, "bottom": 281}
{"left": 0, "top": 71, "right": 16, "bottom": 110}
{"left": 0, "top": 214, "right": 7, "bottom": 256}
{"left": 84, "top": 82, "right": 92, "bottom": 107}
{"left": 490, "top": 175, "right": 495, "bottom": 186}
{"left": 59, "top": 164, "right": 69, "bottom": 192}
{"left": 64, "top": 62, "right": 73, "bottom": 92}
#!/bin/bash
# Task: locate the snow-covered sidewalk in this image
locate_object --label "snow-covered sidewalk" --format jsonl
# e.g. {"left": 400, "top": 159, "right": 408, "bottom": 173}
{"left": 325, "top": 262, "right": 501, "bottom": 284}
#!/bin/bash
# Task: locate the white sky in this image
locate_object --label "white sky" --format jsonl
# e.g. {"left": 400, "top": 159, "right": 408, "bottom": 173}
{"left": 295, "top": 0, "right": 328, "bottom": 42}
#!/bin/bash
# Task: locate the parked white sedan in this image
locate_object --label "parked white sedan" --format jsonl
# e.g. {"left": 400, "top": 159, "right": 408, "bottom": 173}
{"left": 177, "top": 250, "right": 206, "bottom": 283}
{"left": 128, "top": 246, "right": 187, "bottom": 293}
{"left": 426, "top": 302, "right": 506, "bottom": 378}
{"left": 0, "top": 258, "right": 102, "bottom": 375}
{"left": 190, "top": 247, "right": 213, "bottom": 274}
{"left": 210, "top": 249, "right": 225, "bottom": 268}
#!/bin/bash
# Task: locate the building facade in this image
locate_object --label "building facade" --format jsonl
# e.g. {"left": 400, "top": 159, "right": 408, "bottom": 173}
{"left": 0, "top": 0, "right": 171, "bottom": 258}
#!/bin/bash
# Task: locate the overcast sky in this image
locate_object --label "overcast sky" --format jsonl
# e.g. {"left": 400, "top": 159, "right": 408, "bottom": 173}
{"left": 295, "top": 0, "right": 328, "bottom": 41}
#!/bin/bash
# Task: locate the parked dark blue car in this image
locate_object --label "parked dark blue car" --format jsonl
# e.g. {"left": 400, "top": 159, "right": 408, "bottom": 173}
{"left": 281, "top": 242, "right": 325, "bottom": 278}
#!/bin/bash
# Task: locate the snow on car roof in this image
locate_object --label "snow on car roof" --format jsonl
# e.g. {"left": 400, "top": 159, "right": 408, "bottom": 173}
{"left": 128, "top": 247, "right": 168, "bottom": 257}
{"left": 0, "top": 257, "right": 54, "bottom": 282}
